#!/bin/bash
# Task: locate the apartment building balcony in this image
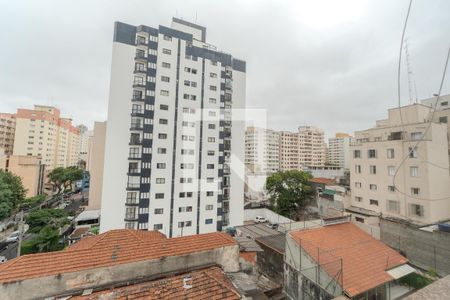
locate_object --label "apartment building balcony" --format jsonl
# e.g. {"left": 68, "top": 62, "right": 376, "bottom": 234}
{"left": 128, "top": 153, "right": 142, "bottom": 160}
{"left": 134, "top": 54, "right": 147, "bottom": 62}
{"left": 124, "top": 215, "right": 138, "bottom": 222}
{"left": 136, "top": 38, "right": 148, "bottom": 46}
{"left": 129, "top": 138, "right": 143, "bottom": 146}
{"left": 130, "top": 123, "right": 143, "bottom": 131}
{"left": 127, "top": 168, "right": 141, "bottom": 176}
{"left": 126, "top": 183, "right": 140, "bottom": 191}
{"left": 133, "top": 67, "right": 147, "bottom": 75}
{"left": 131, "top": 110, "right": 145, "bottom": 117}
{"left": 125, "top": 199, "right": 139, "bottom": 206}
{"left": 132, "top": 95, "right": 145, "bottom": 102}
{"left": 132, "top": 82, "right": 146, "bottom": 89}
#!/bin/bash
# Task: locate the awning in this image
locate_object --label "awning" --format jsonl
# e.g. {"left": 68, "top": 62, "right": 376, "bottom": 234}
{"left": 387, "top": 264, "right": 416, "bottom": 279}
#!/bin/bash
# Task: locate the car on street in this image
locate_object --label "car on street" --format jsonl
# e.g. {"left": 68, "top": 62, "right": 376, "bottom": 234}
{"left": 266, "top": 222, "right": 279, "bottom": 229}
{"left": 6, "top": 231, "right": 21, "bottom": 243}
{"left": 255, "top": 216, "right": 267, "bottom": 223}
{"left": 0, "top": 256, "right": 7, "bottom": 263}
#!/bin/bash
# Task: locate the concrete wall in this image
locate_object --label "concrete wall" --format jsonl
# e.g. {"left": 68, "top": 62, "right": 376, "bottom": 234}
{"left": 87, "top": 121, "right": 106, "bottom": 210}
{"left": 256, "top": 242, "right": 284, "bottom": 285}
{"left": 380, "top": 218, "right": 450, "bottom": 276}
{"left": 244, "top": 208, "right": 292, "bottom": 224}
{"left": 0, "top": 245, "right": 239, "bottom": 300}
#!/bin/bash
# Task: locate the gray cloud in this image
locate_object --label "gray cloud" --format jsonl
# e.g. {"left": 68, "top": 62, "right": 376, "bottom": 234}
{"left": 0, "top": 0, "right": 449, "bottom": 139}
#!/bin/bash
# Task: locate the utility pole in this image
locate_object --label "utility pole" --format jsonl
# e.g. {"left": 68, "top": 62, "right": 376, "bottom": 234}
{"left": 17, "top": 210, "right": 24, "bottom": 257}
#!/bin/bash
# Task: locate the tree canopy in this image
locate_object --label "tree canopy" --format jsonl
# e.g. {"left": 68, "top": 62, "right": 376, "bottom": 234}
{"left": 48, "top": 166, "right": 83, "bottom": 194}
{"left": 0, "top": 170, "right": 26, "bottom": 220}
{"left": 265, "top": 170, "right": 313, "bottom": 219}
{"left": 26, "top": 208, "right": 69, "bottom": 233}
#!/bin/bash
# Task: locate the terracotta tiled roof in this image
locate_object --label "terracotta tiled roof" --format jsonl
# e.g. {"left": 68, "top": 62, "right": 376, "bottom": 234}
{"left": 309, "top": 177, "right": 335, "bottom": 185}
{"left": 0, "top": 230, "right": 236, "bottom": 284}
{"left": 71, "top": 266, "right": 240, "bottom": 300}
{"left": 289, "top": 222, "right": 408, "bottom": 297}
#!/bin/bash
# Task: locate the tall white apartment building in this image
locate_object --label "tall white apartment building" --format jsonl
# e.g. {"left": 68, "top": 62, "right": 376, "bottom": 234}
{"left": 0, "top": 113, "right": 15, "bottom": 155}
{"left": 327, "top": 133, "right": 352, "bottom": 169}
{"left": 13, "top": 105, "right": 80, "bottom": 169}
{"left": 245, "top": 126, "right": 279, "bottom": 174}
{"left": 77, "top": 124, "right": 93, "bottom": 169}
{"left": 100, "top": 18, "right": 246, "bottom": 236}
{"left": 350, "top": 104, "right": 450, "bottom": 225}
{"left": 279, "top": 126, "right": 326, "bottom": 171}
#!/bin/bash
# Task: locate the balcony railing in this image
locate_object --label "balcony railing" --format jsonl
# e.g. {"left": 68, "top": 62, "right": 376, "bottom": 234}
{"left": 126, "top": 183, "right": 140, "bottom": 191}
{"left": 133, "top": 82, "right": 146, "bottom": 88}
{"left": 134, "top": 68, "right": 147, "bottom": 74}
{"left": 135, "top": 54, "right": 147, "bottom": 61}
{"left": 130, "top": 123, "right": 143, "bottom": 130}
{"left": 125, "top": 199, "right": 139, "bottom": 206}
{"left": 132, "top": 96, "right": 144, "bottom": 102}
{"left": 129, "top": 138, "right": 143, "bottom": 145}
{"left": 128, "top": 153, "right": 141, "bottom": 160}
{"left": 127, "top": 168, "right": 141, "bottom": 175}
{"left": 136, "top": 39, "right": 148, "bottom": 46}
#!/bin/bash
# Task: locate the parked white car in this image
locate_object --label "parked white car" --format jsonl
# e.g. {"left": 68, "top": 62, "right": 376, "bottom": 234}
{"left": 255, "top": 216, "right": 267, "bottom": 223}
{"left": 6, "top": 231, "right": 21, "bottom": 243}
{"left": 0, "top": 256, "right": 7, "bottom": 263}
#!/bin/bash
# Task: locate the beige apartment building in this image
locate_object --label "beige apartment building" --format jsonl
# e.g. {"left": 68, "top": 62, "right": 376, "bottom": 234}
{"left": 87, "top": 121, "right": 106, "bottom": 210}
{"left": 350, "top": 104, "right": 450, "bottom": 225}
{"left": 0, "top": 113, "right": 15, "bottom": 155}
{"left": 0, "top": 154, "right": 46, "bottom": 197}
{"left": 327, "top": 133, "right": 352, "bottom": 169}
{"left": 279, "top": 126, "right": 326, "bottom": 171}
{"left": 13, "top": 105, "right": 80, "bottom": 169}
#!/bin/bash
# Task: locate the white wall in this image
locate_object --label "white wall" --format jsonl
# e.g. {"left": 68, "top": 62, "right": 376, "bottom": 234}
{"left": 100, "top": 42, "right": 135, "bottom": 233}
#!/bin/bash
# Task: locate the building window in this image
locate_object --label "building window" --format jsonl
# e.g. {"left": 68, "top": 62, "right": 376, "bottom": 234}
{"left": 158, "top": 133, "right": 167, "bottom": 139}
{"left": 370, "top": 199, "right": 379, "bottom": 206}
{"left": 160, "top": 90, "right": 169, "bottom": 96}
{"left": 205, "top": 219, "right": 213, "bottom": 224}
{"left": 209, "top": 98, "right": 217, "bottom": 104}
{"left": 409, "top": 204, "right": 424, "bottom": 217}
{"left": 387, "top": 200, "right": 400, "bottom": 213}
{"left": 126, "top": 192, "right": 137, "bottom": 204}
{"left": 157, "top": 148, "right": 167, "bottom": 154}
{"left": 411, "top": 132, "right": 422, "bottom": 141}
{"left": 156, "top": 163, "right": 166, "bottom": 169}
{"left": 208, "top": 124, "right": 216, "bottom": 130}
{"left": 207, "top": 164, "right": 215, "bottom": 169}
{"left": 409, "top": 147, "right": 418, "bottom": 158}
{"left": 159, "top": 119, "right": 168, "bottom": 125}
{"left": 207, "top": 150, "right": 215, "bottom": 156}
{"left": 369, "top": 165, "right": 376, "bottom": 174}
{"left": 353, "top": 150, "right": 361, "bottom": 158}
{"left": 179, "top": 206, "right": 193, "bottom": 212}
{"left": 156, "top": 178, "right": 165, "bottom": 184}
{"left": 355, "top": 182, "right": 361, "bottom": 188}
{"left": 205, "top": 204, "right": 214, "bottom": 210}
{"left": 208, "top": 137, "right": 215, "bottom": 142}
{"left": 161, "top": 76, "right": 170, "bottom": 82}
{"left": 355, "top": 196, "right": 362, "bottom": 202}
{"left": 155, "top": 193, "right": 164, "bottom": 199}
{"left": 162, "top": 48, "right": 171, "bottom": 55}
{"left": 439, "top": 116, "right": 448, "bottom": 123}
{"left": 154, "top": 208, "right": 164, "bottom": 214}
{"left": 209, "top": 85, "right": 217, "bottom": 91}
{"left": 410, "top": 166, "right": 419, "bottom": 177}
{"left": 178, "top": 221, "right": 192, "bottom": 228}
{"left": 369, "top": 184, "right": 377, "bottom": 191}
{"left": 163, "top": 35, "right": 172, "bottom": 41}
{"left": 368, "top": 149, "right": 377, "bottom": 158}
{"left": 355, "top": 217, "right": 364, "bottom": 223}
{"left": 160, "top": 104, "right": 169, "bottom": 110}
{"left": 162, "top": 62, "right": 171, "bottom": 68}
{"left": 355, "top": 165, "right": 361, "bottom": 174}
{"left": 387, "top": 148, "right": 395, "bottom": 159}
{"left": 411, "top": 187, "right": 420, "bottom": 196}
{"left": 388, "top": 166, "right": 395, "bottom": 176}
{"left": 388, "top": 186, "right": 395, "bottom": 192}
{"left": 154, "top": 224, "right": 163, "bottom": 230}
{"left": 206, "top": 191, "right": 214, "bottom": 196}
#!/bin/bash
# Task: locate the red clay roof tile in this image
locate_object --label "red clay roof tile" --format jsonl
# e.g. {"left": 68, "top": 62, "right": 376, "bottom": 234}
{"left": 71, "top": 266, "right": 240, "bottom": 300}
{"left": 289, "top": 222, "right": 408, "bottom": 297}
{"left": 0, "top": 230, "right": 236, "bottom": 284}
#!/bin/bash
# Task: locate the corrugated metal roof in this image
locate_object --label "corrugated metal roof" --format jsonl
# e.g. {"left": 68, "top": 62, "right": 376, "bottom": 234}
{"left": 387, "top": 264, "right": 415, "bottom": 279}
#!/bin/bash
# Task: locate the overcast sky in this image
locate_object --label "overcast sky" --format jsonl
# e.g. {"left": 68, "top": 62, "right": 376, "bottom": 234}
{"left": 0, "top": 0, "right": 449, "bottom": 138}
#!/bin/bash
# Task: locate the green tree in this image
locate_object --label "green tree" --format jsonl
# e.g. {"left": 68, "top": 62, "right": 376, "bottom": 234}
{"left": 48, "top": 167, "right": 67, "bottom": 194}
{"left": 64, "top": 166, "right": 83, "bottom": 191}
{"left": 21, "top": 226, "right": 62, "bottom": 254}
{"left": 266, "top": 170, "right": 313, "bottom": 219}
{"left": 18, "top": 194, "right": 46, "bottom": 211}
{"left": 27, "top": 208, "right": 68, "bottom": 233}
{"left": 0, "top": 170, "right": 26, "bottom": 220}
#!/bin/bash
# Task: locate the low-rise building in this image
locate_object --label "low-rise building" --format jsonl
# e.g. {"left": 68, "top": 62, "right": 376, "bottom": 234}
{"left": 0, "top": 154, "right": 46, "bottom": 197}
{"left": 285, "top": 221, "right": 414, "bottom": 300}
{"left": 0, "top": 229, "right": 240, "bottom": 299}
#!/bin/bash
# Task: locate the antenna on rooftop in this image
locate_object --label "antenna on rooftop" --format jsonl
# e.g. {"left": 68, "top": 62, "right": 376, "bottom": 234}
{"left": 404, "top": 38, "right": 418, "bottom": 104}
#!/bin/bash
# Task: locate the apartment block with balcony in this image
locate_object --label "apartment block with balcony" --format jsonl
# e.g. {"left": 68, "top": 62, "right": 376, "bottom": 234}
{"left": 0, "top": 113, "right": 15, "bottom": 155}
{"left": 349, "top": 104, "right": 450, "bottom": 225}
{"left": 13, "top": 105, "right": 80, "bottom": 169}
{"left": 279, "top": 126, "right": 326, "bottom": 171}
{"left": 245, "top": 126, "right": 279, "bottom": 174}
{"left": 327, "top": 132, "right": 352, "bottom": 169}
{"left": 100, "top": 18, "right": 246, "bottom": 236}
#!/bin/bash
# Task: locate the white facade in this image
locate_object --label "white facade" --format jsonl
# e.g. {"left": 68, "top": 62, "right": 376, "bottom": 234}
{"left": 100, "top": 18, "right": 246, "bottom": 236}
{"left": 245, "top": 126, "right": 279, "bottom": 173}
{"left": 327, "top": 133, "right": 352, "bottom": 169}
{"left": 350, "top": 104, "right": 450, "bottom": 225}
